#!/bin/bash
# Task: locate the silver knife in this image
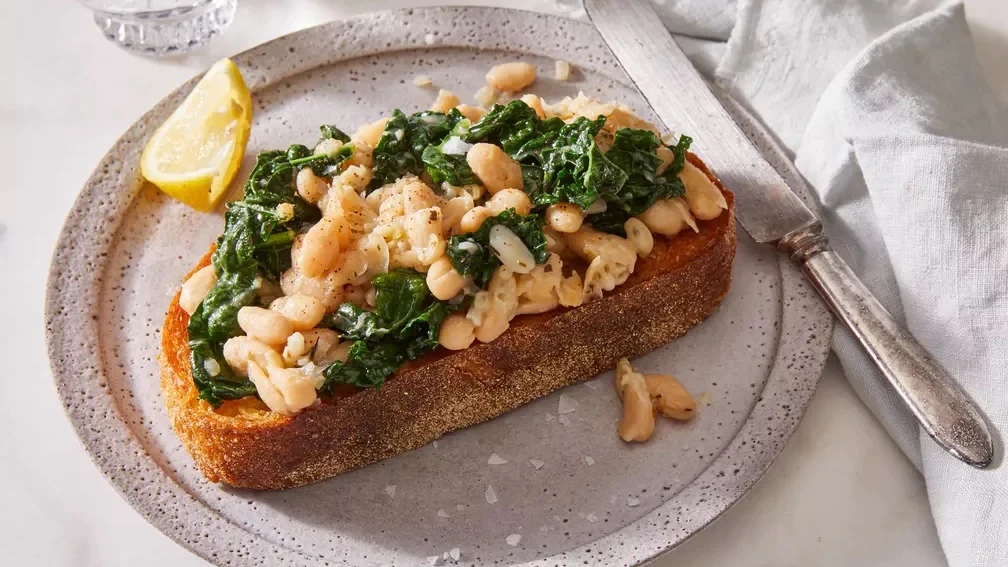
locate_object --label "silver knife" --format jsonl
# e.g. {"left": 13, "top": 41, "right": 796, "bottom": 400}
{"left": 584, "top": 0, "right": 993, "bottom": 468}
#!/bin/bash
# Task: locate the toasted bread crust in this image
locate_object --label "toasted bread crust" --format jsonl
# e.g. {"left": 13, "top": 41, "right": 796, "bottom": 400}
{"left": 160, "top": 154, "right": 736, "bottom": 490}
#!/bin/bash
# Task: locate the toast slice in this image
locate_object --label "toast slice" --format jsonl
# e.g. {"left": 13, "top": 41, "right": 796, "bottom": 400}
{"left": 159, "top": 154, "right": 736, "bottom": 490}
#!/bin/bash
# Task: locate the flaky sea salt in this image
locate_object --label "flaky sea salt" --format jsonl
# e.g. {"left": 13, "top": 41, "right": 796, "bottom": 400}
{"left": 545, "top": 413, "right": 556, "bottom": 422}
{"left": 449, "top": 548, "right": 461, "bottom": 561}
{"left": 558, "top": 394, "right": 578, "bottom": 414}
{"left": 427, "top": 556, "right": 439, "bottom": 565}
{"left": 485, "top": 485, "right": 498, "bottom": 504}
{"left": 385, "top": 485, "right": 396, "bottom": 498}
{"left": 584, "top": 380, "right": 601, "bottom": 391}
{"left": 586, "top": 513, "right": 599, "bottom": 523}
{"left": 438, "top": 509, "right": 450, "bottom": 518}
{"left": 456, "top": 504, "right": 465, "bottom": 511}
{"left": 584, "top": 456, "right": 595, "bottom": 466}
{"left": 529, "top": 459, "right": 545, "bottom": 470}
{"left": 627, "top": 497, "right": 640, "bottom": 508}
{"left": 505, "top": 533, "right": 522, "bottom": 546}
{"left": 610, "top": 495, "right": 618, "bottom": 505}
{"left": 558, "top": 415, "right": 572, "bottom": 427}
{"left": 488, "top": 453, "right": 508, "bottom": 465}
{"left": 424, "top": 33, "right": 435, "bottom": 45}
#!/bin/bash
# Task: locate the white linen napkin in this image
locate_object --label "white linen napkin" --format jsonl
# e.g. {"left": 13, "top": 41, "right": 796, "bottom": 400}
{"left": 794, "top": 5, "right": 1008, "bottom": 564}
{"left": 644, "top": 1, "right": 1008, "bottom": 565}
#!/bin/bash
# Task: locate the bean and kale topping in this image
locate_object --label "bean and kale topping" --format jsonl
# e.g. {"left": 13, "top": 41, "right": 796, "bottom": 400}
{"left": 187, "top": 100, "right": 692, "bottom": 405}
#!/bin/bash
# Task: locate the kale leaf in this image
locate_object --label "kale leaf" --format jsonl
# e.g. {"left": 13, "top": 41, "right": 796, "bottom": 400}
{"left": 586, "top": 131, "right": 692, "bottom": 234}
{"left": 421, "top": 110, "right": 481, "bottom": 186}
{"left": 319, "top": 124, "right": 351, "bottom": 144}
{"left": 446, "top": 209, "right": 549, "bottom": 287}
{"left": 463, "top": 100, "right": 543, "bottom": 153}
{"left": 321, "top": 269, "right": 453, "bottom": 390}
{"left": 368, "top": 109, "right": 461, "bottom": 191}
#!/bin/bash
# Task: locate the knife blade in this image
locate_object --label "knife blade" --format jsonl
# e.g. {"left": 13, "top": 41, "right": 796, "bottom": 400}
{"left": 584, "top": 0, "right": 994, "bottom": 468}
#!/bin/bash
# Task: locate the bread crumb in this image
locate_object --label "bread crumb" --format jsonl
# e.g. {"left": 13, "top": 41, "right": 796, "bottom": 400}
{"left": 413, "top": 75, "right": 433, "bottom": 87}
{"left": 555, "top": 60, "right": 572, "bottom": 81}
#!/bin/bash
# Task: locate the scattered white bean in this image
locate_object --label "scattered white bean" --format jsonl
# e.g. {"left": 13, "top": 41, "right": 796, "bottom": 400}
{"left": 486, "top": 62, "right": 537, "bottom": 92}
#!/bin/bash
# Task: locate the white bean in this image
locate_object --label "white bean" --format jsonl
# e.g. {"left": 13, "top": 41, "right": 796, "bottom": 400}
{"left": 179, "top": 265, "right": 216, "bottom": 315}
{"left": 519, "top": 94, "right": 546, "bottom": 119}
{"left": 485, "top": 188, "right": 532, "bottom": 216}
{"left": 638, "top": 198, "right": 698, "bottom": 236}
{"left": 314, "top": 138, "right": 344, "bottom": 157}
{"left": 466, "top": 143, "right": 523, "bottom": 194}
{"left": 426, "top": 257, "right": 465, "bottom": 300}
{"left": 545, "top": 203, "right": 584, "bottom": 233}
{"left": 222, "top": 336, "right": 279, "bottom": 376}
{"left": 680, "top": 161, "right": 728, "bottom": 220}
{"left": 404, "top": 207, "right": 446, "bottom": 266}
{"left": 486, "top": 62, "right": 536, "bottom": 92}
{"left": 403, "top": 180, "right": 437, "bottom": 214}
{"left": 237, "top": 306, "right": 294, "bottom": 346}
{"left": 489, "top": 224, "right": 536, "bottom": 274}
{"left": 438, "top": 312, "right": 477, "bottom": 350}
{"left": 456, "top": 104, "right": 486, "bottom": 123}
{"left": 269, "top": 294, "right": 325, "bottom": 331}
{"left": 623, "top": 217, "right": 654, "bottom": 258}
{"left": 614, "top": 358, "right": 656, "bottom": 443}
{"left": 430, "top": 89, "right": 461, "bottom": 113}
{"left": 296, "top": 167, "right": 329, "bottom": 204}
{"left": 441, "top": 193, "right": 475, "bottom": 234}
{"left": 297, "top": 218, "right": 344, "bottom": 277}
{"left": 475, "top": 308, "right": 510, "bottom": 343}
{"left": 353, "top": 117, "right": 390, "bottom": 148}
{"left": 459, "top": 206, "right": 492, "bottom": 233}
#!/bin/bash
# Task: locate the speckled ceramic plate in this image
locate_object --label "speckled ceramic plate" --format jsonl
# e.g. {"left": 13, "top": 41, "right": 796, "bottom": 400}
{"left": 46, "top": 7, "right": 831, "bottom": 567}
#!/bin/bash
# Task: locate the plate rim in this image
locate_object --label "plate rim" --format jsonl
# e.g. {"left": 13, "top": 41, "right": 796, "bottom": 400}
{"left": 44, "top": 6, "right": 833, "bottom": 567}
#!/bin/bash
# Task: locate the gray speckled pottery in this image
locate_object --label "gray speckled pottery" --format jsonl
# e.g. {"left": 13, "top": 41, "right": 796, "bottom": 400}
{"left": 45, "top": 7, "right": 832, "bottom": 567}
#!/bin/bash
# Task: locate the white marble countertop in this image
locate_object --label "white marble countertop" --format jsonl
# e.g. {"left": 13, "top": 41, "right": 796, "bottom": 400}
{"left": 4, "top": 0, "right": 1005, "bottom": 565}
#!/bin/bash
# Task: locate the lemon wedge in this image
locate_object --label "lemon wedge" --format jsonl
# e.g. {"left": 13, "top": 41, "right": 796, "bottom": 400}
{"left": 141, "top": 58, "right": 253, "bottom": 211}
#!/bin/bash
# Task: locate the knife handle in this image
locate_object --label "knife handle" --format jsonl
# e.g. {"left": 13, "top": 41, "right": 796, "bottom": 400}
{"left": 787, "top": 230, "right": 994, "bottom": 467}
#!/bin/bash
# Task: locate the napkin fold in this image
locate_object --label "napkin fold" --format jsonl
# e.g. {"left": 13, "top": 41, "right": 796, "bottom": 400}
{"left": 645, "top": 0, "right": 1008, "bottom": 565}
